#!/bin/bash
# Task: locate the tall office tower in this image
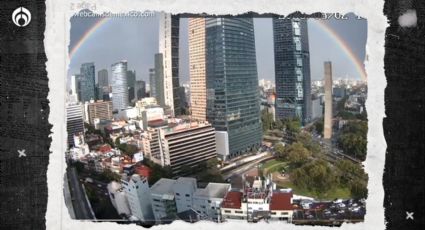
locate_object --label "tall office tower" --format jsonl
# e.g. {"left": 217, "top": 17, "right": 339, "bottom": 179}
{"left": 127, "top": 70, "right": 136, "bottom": 103}
{"left": 121, "top": 174, "right": 154, "bottom": 223}
{"left": 149, "top": 68, "right": 157, "bottom": 98}
{"left": 66, "top": 100, "right": 85, "bottom": 147}
{"left": 205, "top": 17, "right": 262, "bottom": 159}
{"left": 158, "top": 12, "right": 181, "bottom": 116}
{"left": 87, "top": 100, "right": 113, "bottom": 124}
{"left": 79, "top": 62, "right": 96, "bottom": 102}
{"left": 98, "top": 69, "right": 109, "bottom": 87}
{"left": 188, "top": 18, "right": 207, "bottom": 121}
{"left": 324, "top": 61, "right": 333, "bottom": 139}
{"left": 273, "top": 18, "right": 312, "bottom": 125}
{"left": 153, "top": 54, "right": 165, "bottom": 107}
{"left": 111, "top": 61, "right": 129, "bottom": 111}
{"left": 135, "top": 80, "right": 146, "bottom": 100}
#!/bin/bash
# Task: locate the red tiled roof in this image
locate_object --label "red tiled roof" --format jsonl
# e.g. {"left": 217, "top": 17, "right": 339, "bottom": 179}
{"left": 221, "top": 191, "right": 243, "bottom": 209}
{"left": 135, "top": 165, "right": 152, "bottom": 179}
{"left": 269, "top": 192, "right": 293, "bottom": 211}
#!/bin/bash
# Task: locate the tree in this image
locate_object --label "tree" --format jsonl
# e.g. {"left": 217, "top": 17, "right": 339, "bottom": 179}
{"left": 274, "top": 143, "right": 286, "bottom": 160}
{"left": 285, "top": 142, "right": 311, "bottom": 166}
{"left": 337, "top": 121, "right": 367, "bottom": 160}
{"left": 261, "top": 109, "right": 274, "bottom": 131}
{"left": 335, "top": 160, "right": 367, "bottom": 185}
{"left": 99, "top": 169, "right": 121, "bottom": 182}
{"left": 314, "top": 119, "right": 324, "bottom": 135}
{"left": 349, "top": 178, "right": 368, "bottom": 199}
{"left": 291, "top": 159, "right": 338, "bottom": 196}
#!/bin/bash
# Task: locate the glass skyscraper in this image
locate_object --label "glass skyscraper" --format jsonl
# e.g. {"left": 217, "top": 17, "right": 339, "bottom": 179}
{"left": 273, "top": 18, "right": 312, "bottom": 124}
{"left": 79, "top": 62, "right": 95, "bottom": 102}
{"left": 205, "top": 18, "right": 262, "bottom": 157}
{"left": 111, "top": 60, "right": 129, "bottom": 111}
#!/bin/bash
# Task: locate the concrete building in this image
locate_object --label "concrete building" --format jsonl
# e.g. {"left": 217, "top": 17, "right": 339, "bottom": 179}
{"left": 70, "top": 74, "right": 80, "bottom": 100}
{"left": 121, "top": 174, "right": 154, "bottom": 223}
{"left": 311, "top": 95, "right": 323, "bottom": 120}
{"left": 107, "top": 181, "right": 131, "bottom": 217}
{"left": 87, "top": 100, "right": 113, "bottom": 124}
{"left": 66, "top": 100, "right": 85, "bottom": 147}
{"left": 324, "top": 61, "right": 333, "bottom": 139}
{"left": 142, "top": 127, "right": 162, "bottom": 165}
{"left": 111, "top": 60, "right": 129, "bottom": 111}
{"left": 193, "top": 183, "right": 231, "bottom": 221}
{"left": 189, "top": 18, "right": 207, "bottom": 121}
{"left": 205, "top": 17, "right": 262, "bottom": 158}
{"left": 172, "top": 177, "right": 197, "bottom": 213}
{"left": 150, "top": 178, "right": 178, "bottom": 223}
{"left": 273, "top": 18, "right": 312, "bottom": 124}
{"left": 158, "top": 121, "right": 217, "bottom": 175}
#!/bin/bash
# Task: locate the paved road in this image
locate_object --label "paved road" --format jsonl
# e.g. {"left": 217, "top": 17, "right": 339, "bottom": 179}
{"left": 223, "top": 156, "right": 274, "bottom": 180}
{"left": 67, "top": 167, "right": 94, "bottom": 219}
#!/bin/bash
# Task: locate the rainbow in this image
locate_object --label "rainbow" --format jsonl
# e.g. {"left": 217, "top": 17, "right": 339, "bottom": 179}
{"left": 69, "top": 17, "right": 110, "bottom": 59}
{"left": 310, "top": 19, "right": 367, "bottom": 81}
{"left": 69, "top": 17, "right": 367, "bottom": 81}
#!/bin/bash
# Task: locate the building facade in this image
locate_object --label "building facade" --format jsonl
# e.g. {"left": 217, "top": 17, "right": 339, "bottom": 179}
{"left": 127, "top": 70, "right": 136, "bottom": 103}
{"left": 150, "top": 178, "right": 178, "bottom": 223}
{"left": 87, "top": 100, "right": 113, "bottom": 124}
{"left": 158, "top": 122, "right": 217, "bottom": 175}
{"left": 111, "top": 60, "right": 129, "bottom": 111}
{"left": 273, "top": 18, "right": 312, "bottom": 124}
{"left": 79, "top": 62, "right": 96, "bottom": 102}
{"left": 205, "top": 17, "right": 262, "bottom": 158}
{"left": 135, "top": 80, "right": 146, "bottom": 100}
{"left": 158, "top": 13, "right": 181, "bottom": 117}
{"left": 122, "top": 174, "right": 154, "bottom": 223}
{"left": 189, "top": 18, "right": 207, "bottom": 121}
{"left": 66, "top": 101, "right": 85, "bottom": 147}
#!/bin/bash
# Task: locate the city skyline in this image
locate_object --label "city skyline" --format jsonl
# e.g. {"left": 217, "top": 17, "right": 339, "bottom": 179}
{"left": 68, "top": 13, "right": 367, "bottom": 86}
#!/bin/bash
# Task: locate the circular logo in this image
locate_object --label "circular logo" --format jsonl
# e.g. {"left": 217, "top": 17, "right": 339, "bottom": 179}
{"left": 12, "top": 7, "right": 31, "bottom": 27}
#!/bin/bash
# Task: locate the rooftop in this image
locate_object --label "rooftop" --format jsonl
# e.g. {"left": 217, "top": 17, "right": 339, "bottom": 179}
{"left": 194, "top": 183, "right": 231, "bottom": 199}
{"left": 221, "top": 191, "right": 243, "bottom": 209}
{"left": 150, "top": 178, "right": 176, "bottom": 196}
{"left": 269, "top": 191, "right": 293, "bottom": 211}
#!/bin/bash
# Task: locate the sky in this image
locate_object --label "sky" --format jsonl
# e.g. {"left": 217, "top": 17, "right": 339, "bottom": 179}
{"left": 68, "top": 13, "right": 367, "bottom": 86}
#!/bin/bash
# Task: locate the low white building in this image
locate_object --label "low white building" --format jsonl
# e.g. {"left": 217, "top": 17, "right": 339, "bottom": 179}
{"left": 107, "top": 181, "right": 131, "bottom": 217}
{"left": 173, "top": 177, "right": 197, "bottom": 213}
{"left": 150, "top": 178, "right": 177, "bottom": 223}
{"left": 193, "top": 183, "right": 231, "bottom": 221}
{"left": 121, "top": 174, "right": 154, "bottom": 223}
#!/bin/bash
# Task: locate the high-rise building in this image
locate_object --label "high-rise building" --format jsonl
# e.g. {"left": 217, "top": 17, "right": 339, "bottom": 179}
{"left": 324, "top": 61, "right": 333, "bottom": 139}
{"left": 189, "top": 18, "right": 207, "bottom": 121}
{"left": 153, "top": 54, "right": 165, "bottom": 107}
{"left": 79, "top": 62, "right": 96, "bottom": 102}
{"left": 66, "top": 100, "right": 85, "bottom": 147}
{"left": 127, "top": 70, "right": 136, "bottom": 103}
{"left": 121, "top": 174, "right": 154, "bottom": 223}
{"left": 135, "top": 80, "right": 146, "bottom": 100}
{"left": 87, "top": 100, "right": 113, "bottom": 124}
{"left": 111, "top": 61, "right": 129, "bottom": 111}
{"left": 273, "top": 18, "right": 312, "bottom": 124}
{"left": 149, "top": 68, "right": 157, "bottom": 98}
{"left": 157, "top": 122, "right": 217, "bottom": 175}
{"left": 205, "top": 18, "right": 262, "bottom": 158}
{"left": 158, "top": 12, "right": 181, "bottom": 117}
{"left": 98, "top": 69, "right": 109, "bottom": 87}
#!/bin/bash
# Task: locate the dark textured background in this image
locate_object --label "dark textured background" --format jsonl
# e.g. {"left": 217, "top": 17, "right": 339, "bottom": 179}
{"left": 0, "top": 0, "right": 424, "bottom": 229}
{"left": 0, "top": 1, "right": 51, "bottom": 230}
{"left": 383, "top": 0, "right": 425, "bottom": 230}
